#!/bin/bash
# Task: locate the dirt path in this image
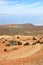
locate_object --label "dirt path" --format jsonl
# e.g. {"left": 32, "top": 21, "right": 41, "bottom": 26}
{"left": 0, "top": 45, "right": 41, "bottom": 60}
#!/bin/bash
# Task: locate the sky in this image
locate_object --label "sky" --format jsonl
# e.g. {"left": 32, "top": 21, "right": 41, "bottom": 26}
{"left": 0, "top": 0, "right": 43, "bottom": 25}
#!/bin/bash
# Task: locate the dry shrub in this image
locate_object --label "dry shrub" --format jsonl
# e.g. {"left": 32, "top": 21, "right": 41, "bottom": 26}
{"left": 24, "top": 42, "right": 30, "bottom": 46}
{"left": 6, "top": 43, "right": 10, "bottom": 46}
{"left": 36, "top": 40, "right": 40, "bottom": 43}
{"left": 32, "top": 42, "right": 36, "bottom": 45}
{"left": 10, "top": 41, "right": 18, "bottom": 45}
{"left": 17, "top": 41, "right": 22, "bottom": 45}
{"left": 2, "top": 41, "right": 5, "bottom": 43}
{"left": 2, "top": 37, "right": 4, "bottom": 39}
{"left": 0, "top": 40, "right": 1, "bottom": 42}
{"left": 6, "top": 41, "right": 18, "bottom": 46}
{"left": 17, "top": 36, "right": 20, "bottom": 39}
{"left": 12, "top": 47, "right": 18, "bottom": 50}
{"left": 33, "top": 37, "right": 36, "bottom": 40}
{"left": 4, "top": 49, "right": 7, "bottom": 52}
{"left": 40, "top": 42, "right": 43, "bottom": 44}
{"left": 5, "top": 39, "right": 7, "bottom": 41}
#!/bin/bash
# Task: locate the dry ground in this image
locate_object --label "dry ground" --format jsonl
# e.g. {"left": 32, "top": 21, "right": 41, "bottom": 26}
{"left": 0, "top": 35, "right": 43, "bottom": 65}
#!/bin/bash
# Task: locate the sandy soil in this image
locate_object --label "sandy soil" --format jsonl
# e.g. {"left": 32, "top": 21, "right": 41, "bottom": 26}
{"left": 0, "top": 35, "right": 43, "bottom": 65}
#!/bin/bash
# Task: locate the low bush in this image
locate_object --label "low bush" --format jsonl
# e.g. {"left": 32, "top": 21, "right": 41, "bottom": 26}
{"left": 17, "top": 36, "right": 20, "bottom": 39}
{"left": 6, "top": 43, "right": 10, "bottom": 46}
{"left": 33, "top": 37, "right": 36, "bottom": 40}
{"left": 40, "top": 42, "right": 43, "bottom": 44}
{"left": 32, "top": 43, "right": 36, "bottom": 45}
{"left": 24, "top": 42, "right": 30, "bottom": 46}
{"left": 36, "top": 40, "right": 40, "bottom": 43}
{"left": 17, "top": 41, "right": 22, "bottom": 45}
{"left": 12, "top": 47, "right": 18, "bottom": 50}
{"left": 4, "top": 49, "right": 7, "bottom": 52}
{"left": 5, "top": 39, "right": 7, "bottom": 41}
{"left": 2, "top": 41, "right": 5, "bottom": 43}
{"left": 6, "top": 41, "right": 18, "bottom": 46}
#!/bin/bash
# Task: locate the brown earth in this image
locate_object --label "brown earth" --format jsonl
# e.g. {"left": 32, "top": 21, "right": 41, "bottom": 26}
{"left": 0, "top": 35, "right": 43, "bottom": 65}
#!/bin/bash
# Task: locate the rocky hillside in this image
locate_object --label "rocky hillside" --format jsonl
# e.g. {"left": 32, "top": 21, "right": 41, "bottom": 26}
{"left": 0, "top": 23, "right": 43, "bottom": 35}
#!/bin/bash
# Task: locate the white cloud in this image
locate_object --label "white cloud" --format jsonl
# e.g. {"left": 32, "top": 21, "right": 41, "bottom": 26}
{"left": 0, "top": 0, "right": 5, "bottom": 6}
{"left": 0, "top": 0, "right": 43, "bottom": 14}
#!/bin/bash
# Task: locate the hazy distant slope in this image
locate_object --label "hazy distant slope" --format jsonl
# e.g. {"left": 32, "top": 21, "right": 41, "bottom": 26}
{"left": 0, "top": 23, "right": 43, "bottom": 35}
{"left": 0, "top": 23, "right": 34, "bottom": 28}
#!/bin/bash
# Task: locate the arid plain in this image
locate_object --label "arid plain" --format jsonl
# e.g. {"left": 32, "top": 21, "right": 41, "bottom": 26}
{"left": 0, "top": 24, "right": 43, "bottom": 65}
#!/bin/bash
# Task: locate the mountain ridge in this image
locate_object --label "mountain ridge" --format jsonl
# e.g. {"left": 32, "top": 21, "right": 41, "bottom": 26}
{"left": 0, "top": 23, "right": 43, "bottom": 35}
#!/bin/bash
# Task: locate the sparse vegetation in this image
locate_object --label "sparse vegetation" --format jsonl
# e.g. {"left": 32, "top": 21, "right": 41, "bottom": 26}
{"left": 17, "top": 41, "right": 22, "bottom": 45}
{"left": 0, "top": 24, "right": 43, "bottom": 36}
{"left": 4, "top": 49, "right": 7, "bottom": 52}
{"left": 2, "top": 41, "right": 5, "bottom": 43}
{"left": 5, "top": 39, "right": 7, "bottom": 41}
{"left": 12, "top": 47, "right": 18, "bottom": 50}
{"left": 32, "top": 43, "right": 36, "bottom": 45}
{"left": 0, "top": 24, "right": 43, "bottom": 65}
{"left": 40, "top": 42, "right": 43, "bottom": 44}
{"left": 33, "top": 37, "right": 36, "bottom": 40}
{"left": 24, "top": 42, "right": 30, "bottom": 46}
{"left": 6, "top": 41, "right": 17, "bottom": 46}
{"left": 6, "top": 43, "right": 10, "bottom": 46}
{"left": 36, "top": 40, "right": 40, "bottom": 43}
{"left": 6, "top": 41, "right": 22, "bottom": 46}
{"left": 9, "top": 41, "right": 18, "bottom": 45}
{"left": 2, "top": 37, "right": 4, "bottom": 39}
{"left": 17, "top": 36, "right": 20, "bottom": 39}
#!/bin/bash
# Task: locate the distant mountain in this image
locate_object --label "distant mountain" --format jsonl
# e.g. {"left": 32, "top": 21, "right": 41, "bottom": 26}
{"left": 0, "top": 23, "right": 34, "bottom": 28}
{"left": 0, "top": 23, "right": 43, "bottom": 36}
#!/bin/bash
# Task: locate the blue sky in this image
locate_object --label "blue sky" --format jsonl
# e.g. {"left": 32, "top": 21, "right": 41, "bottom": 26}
{"left": 0, "top": 0, "right": 43, "bottom": 25}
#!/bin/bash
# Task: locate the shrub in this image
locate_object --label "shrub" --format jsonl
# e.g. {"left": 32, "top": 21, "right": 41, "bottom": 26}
{"left": 12, "top": 47, "right": 18, "bottom": 50}
{"left": 0, "top": 41, "right": 1, "bottom": 42}
{"left": 17, "top": 41, "right": 22, "bottom": 45}
{"left": 40, "top": 38, "right": 42, "bottom": 39}
{"left": 6, "top": 43, "right": 10, "bottom": 46}
{"left": 5, "top": 39, "right": 7, "bottom": 41}
{"left": 33, "top": 37, "right": 36, "bottom": 40}
{"left": 6, "top": 41, "right": 18, "bottom": 46}
{"left": 36, "top": 40, "right": 40, "bottom": 43}
{"left": 17, "top": 36, "right": 20, "bottom": 39}
{"left": 10, "top": 41, "right": 18, "bottom": 45}
{"left": 2, "top": 41, "right": 5, "bottom": 43}
{"left": 32, "top": 43, "right": 36, "bottom": 45}
{"left": 24, "top": 42, "right": 30, "bottom": 46}
{"left": 4, "top": 49, "right": 7, "bottom": 52}
{"left": 2, "top": 37, "right": 4, "bottom": 39}
{"left": 40, "top": 42, "right": 43, "bottom": 44}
